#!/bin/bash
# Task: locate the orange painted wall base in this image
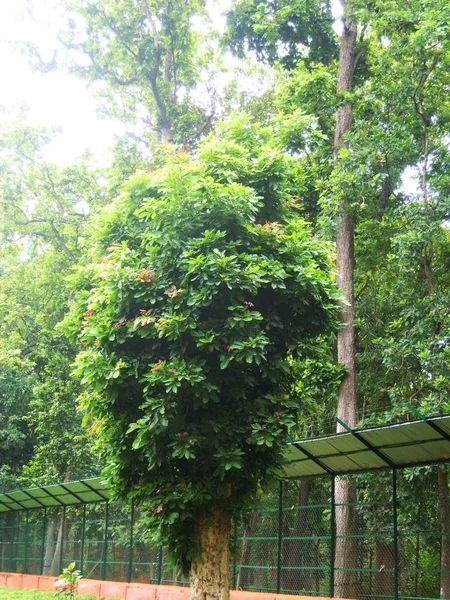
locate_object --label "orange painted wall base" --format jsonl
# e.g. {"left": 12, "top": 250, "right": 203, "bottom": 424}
{"left": 0, "top": 572, "right": 330, "bottom": 600}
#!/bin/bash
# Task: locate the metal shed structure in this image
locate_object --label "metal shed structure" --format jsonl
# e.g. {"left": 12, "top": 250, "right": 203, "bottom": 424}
{"left": 0, "top": 408, "right": 449, "bottom": 600}
{"left": 284, "top": 412, "right": 450, "bottom": 479}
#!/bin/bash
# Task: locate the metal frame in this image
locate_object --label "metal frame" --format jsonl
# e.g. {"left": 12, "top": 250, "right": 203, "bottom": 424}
{"left": 335, "top": 417, "right": 397, "bottom": 468}
{"left": 0, "top": 467, "right": 447, "bottom": 600}
{"left": 0, "top": 412, "right": 448, "bottom": 600}
{"left": 127, "top": 500, "right": 135, "bottom": 583}
{"left": 285, "top": 412, "right": 450, "bottom": 480}
{"left": 0, "top": 478, "right": 110, "bottom": 514}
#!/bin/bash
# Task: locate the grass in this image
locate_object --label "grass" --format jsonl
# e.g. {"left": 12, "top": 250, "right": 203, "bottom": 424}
{"left": 0, "top": 589, "right": 100, "bottom": 600}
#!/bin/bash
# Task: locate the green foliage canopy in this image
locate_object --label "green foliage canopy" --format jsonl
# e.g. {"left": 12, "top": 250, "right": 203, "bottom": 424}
{"left": 65, "top": 123, "right": 340, "bottom": 573}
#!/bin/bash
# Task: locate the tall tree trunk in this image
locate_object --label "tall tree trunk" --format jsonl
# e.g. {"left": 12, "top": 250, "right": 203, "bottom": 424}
{"left": 334, "top": 5, "right": 359, "bottom": 598}
{"left": 1, "top": 513, "right": 13, "bottom": 570}
{"left": 336, "top": 212, "right": 357, "bottom": 429}
{"left": 438, "top": 471, "right": 450, "bottom": 599}
{"left": 190, "top": 509, "right": 232, "bottom": 600}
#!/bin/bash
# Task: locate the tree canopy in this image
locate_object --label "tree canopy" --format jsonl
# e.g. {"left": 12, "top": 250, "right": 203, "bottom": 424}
{"left": 64, "top": 121, "right": 340, "bottom": 578}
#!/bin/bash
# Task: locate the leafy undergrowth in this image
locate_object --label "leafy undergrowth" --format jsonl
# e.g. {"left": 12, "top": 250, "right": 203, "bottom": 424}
{"left": 0, "top": 589, "right": 104, "bottom": 600}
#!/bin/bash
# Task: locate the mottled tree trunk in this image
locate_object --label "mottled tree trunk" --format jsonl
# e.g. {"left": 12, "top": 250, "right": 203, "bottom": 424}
{"left": 438, "top": 471, "right": 450, "bottom": 599}
{"left": 190, "top": 510, "right": 232, "bottom": 600}
{"left": 334, "top": 478, "right": 358, "bottom": 598}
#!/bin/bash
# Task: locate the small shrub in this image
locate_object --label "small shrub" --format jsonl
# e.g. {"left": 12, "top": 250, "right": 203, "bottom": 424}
{"left": 54, "top": 562, "right": 82, "bottom": 599}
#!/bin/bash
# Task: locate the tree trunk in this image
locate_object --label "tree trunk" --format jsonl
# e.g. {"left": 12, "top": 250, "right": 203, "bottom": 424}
{"left": 336, "top": 212, "right": 357, "bottom": 429}
{"left": 50, "top": 513, "right": 65, "bottom": 576}
{"left": 334, "top": 6, "right": 359, "bottom": 599}
{"left": 438, "top": 471, "right": 450, "bottom": 599}
{"left": 43, "top": 520, "right": 56, "bottom": 576}
{"left": 374, "top": 540, "right": 394, "bottom": 600}
{"left": 190, "top": 509, "right": 232, "bottom": 600}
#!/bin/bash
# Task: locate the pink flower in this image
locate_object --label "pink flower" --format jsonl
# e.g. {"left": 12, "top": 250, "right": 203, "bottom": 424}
{"left": 243, "top": 301, "right": 254, "bottom": 308}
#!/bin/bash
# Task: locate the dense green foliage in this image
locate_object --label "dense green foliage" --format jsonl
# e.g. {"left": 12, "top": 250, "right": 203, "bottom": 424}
{"left": 64, "top": 123, "right": 340, "bottom": 571}
{"left": 225, "top": 0, "right": 337, "bottom": 69}
{"left": 1, "top": 0, "right": 450, "bottom": 594}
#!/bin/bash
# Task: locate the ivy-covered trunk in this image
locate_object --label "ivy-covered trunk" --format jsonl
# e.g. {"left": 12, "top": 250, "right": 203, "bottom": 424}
{"left": 190, "top": 510, "right": 232, "bottom": 600}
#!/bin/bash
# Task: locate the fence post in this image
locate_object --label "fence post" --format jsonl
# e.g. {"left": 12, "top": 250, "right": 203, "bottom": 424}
{"left": 127, "top": 500, "right": 135, "bottom": 583}
{"left": 40, "top": 508, "right": 47, "bottom": 575}
{"left": 276, "top": 480, "right": 283, "bottom": 594}
{"left": 59, "top": 506, "right": 66, "bottom": 575}
{"left": 157, "top": 546, "right": 163, "bottom": 584}
{"left": 24, "top": 510, "right": 29, "bottom": 574}
{"left": 102, "top": 502, "right": 109, "bottom": 580}
{"left": 80, "top": 504, "right": 87, "bottom": 574}
{"left": 232, "top": 520, "right": 238, "bottom": 589}
{"left": 393, "top": 468, "right": 399, "bottom": 600}
{"left": 8, "top": 513, "right": 15, "bottom": 572}
{"left": 330, "top": 475, "right": 336, "bottom": 598}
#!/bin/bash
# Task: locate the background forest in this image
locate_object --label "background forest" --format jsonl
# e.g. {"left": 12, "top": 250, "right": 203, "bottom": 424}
{"left": 1, "top": 0, "right": 450, "bottom": 598}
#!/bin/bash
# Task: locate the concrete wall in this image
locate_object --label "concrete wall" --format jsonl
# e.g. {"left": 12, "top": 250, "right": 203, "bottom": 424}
{"left": 0, "top": 572, "right": 329, "bottom": 600}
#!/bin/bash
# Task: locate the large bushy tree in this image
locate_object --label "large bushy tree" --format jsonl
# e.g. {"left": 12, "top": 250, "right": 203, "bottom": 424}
{"left": 65, "top": 120, "right": 340, "bottom": 600}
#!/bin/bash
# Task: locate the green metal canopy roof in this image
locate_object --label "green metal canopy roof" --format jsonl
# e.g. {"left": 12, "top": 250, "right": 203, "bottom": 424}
{"left": 283, "top": 413, "right": 450, "bottom": 479}
{"left": 2, "top": 414, "right": 450, "bottom": 512}
{"left": 0, "top": 478, "right": 109, "bottom": 513}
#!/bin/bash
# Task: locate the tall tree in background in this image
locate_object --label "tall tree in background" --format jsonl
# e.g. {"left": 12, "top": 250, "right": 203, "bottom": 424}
{"left": 332, "top": 2, "right": 359, "bottom": 595}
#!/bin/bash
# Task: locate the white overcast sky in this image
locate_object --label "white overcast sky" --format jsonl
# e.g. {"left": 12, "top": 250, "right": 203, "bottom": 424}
{"left": 0, "top": 1, "right": 343, "bottom": 166}
{"left": 0, "top": 0, "right": 124, "bottom": 165}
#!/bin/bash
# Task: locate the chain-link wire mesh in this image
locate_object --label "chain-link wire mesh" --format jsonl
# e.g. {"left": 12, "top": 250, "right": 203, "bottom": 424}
{"left": 280, "top": 479, "right": 331, "bottom": 596}
{"left": 233, "top": 488, "right": 280, "bottom": 593}
{"left": 0, "top": 467, "right": 449, "bottom": 599}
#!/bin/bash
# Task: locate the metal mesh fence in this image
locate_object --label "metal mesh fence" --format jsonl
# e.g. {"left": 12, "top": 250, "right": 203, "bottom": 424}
{"left": 0, "top": 467, "right": 449, "bottom": 599}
